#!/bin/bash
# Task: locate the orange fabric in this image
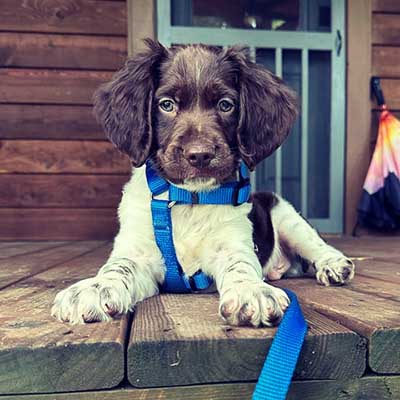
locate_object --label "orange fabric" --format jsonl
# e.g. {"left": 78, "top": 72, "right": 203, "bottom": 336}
{"left": 363, "top": 108, "right": 400, "bottom": 194}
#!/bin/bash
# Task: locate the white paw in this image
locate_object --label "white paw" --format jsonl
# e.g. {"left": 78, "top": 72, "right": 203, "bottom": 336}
{"left": 219, "top": 281, "right": 289, "bottom": 327}
{"left": 51, "top": 276, "right": 132, "bottom": 324}
{"left": 315, "top": 257, "right": 355, "bottom": 286}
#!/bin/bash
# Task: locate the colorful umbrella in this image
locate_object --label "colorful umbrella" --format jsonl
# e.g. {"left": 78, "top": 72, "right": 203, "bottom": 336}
{"left": 357, "top": 77, "right": 400, "bottom": 231}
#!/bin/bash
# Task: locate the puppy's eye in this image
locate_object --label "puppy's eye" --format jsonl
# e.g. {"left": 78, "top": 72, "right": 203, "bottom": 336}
{"left": 218, "top": 99, "right": 234, "bottom": 113}
{"left": 159, "top": 98, "right": 175, "bottom": 113}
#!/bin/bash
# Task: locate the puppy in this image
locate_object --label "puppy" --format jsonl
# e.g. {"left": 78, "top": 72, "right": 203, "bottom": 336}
{"left": 52, "top": 40, "right": 354, "bottom": 326}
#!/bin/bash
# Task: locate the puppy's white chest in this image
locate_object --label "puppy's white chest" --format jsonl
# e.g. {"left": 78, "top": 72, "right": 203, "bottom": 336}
{"left": 171, "top": 203, "right": 252, "bottom": 276}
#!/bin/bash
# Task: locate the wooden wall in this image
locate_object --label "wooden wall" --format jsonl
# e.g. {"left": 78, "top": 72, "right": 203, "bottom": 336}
{"left": 371, "top": 0, "right": 400, "bottom": 145}
{"left": 0, "top": 0, "right": 131, "bottom": 240}
{"left": 346, "top": 0, "right": 400, "bottom": 233}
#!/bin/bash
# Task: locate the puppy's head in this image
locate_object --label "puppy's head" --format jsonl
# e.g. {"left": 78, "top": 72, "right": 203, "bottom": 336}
{"left": 94, "top": 39, "right": 298, "bottom": 189}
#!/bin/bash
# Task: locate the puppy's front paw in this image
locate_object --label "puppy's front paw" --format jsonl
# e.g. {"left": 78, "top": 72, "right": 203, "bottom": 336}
{"left": 51, "top": 276, "right": 132, "bottom": 324}
{"left": 315, "top": 257, "right": 355, "bottom": 286}
{"left": 219, "top": 282, "right": 289, "bottom": 327}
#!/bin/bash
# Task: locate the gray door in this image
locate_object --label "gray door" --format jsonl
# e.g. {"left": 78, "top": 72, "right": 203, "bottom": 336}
{"left": 157, "top": 0, "right": 345, "bottom": 233}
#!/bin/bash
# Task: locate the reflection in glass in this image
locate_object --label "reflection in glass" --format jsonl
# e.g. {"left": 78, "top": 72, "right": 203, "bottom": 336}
{"left": 171, "top": 0, "right": 331, "bottom": 32}
{"left": 281, "top": 50, "right": 302, "bottom": 211}
{"left": 307, "top": 50, "right": 331, "bottom": 218}
{"left": 256, "top": 49, "right": 276, "bottom": 192}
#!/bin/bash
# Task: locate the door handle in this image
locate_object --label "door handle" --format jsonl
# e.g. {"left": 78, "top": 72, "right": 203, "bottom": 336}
{"left": 335, "top": 29, "right": 342, "bottom": 56}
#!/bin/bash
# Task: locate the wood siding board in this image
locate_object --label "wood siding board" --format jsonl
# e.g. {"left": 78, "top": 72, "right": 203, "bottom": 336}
{"left": 372, "top": 46, "right": 400, "bottom": 77}
{"left": 0, "top": 140, "right": 130, "bottom": 174}
{"left": 0, "top": 377, "right": 400, "bottom": 400}
{"left": 0, "top": 174, "right": 128, "bottom": 208}
{"left": 0, "top": 208, "right": 118, "bottom": 240}
{"left": 0, "top": 243, "right": 128, "bottom": 394}
{"left": 373, "top": 0, "right": 400, "bottom": 12}
{"left": 0, "top": 33, "right": 127, "bottom": 70}
{"left": 0, "top": 0, "right": 127, "bottom": 36}
{"left": 0, "top": 104, "right": 105, "bottom": 140}
{"left": 0, "top": 69, "right": 113, "bottom": 105}
{"left": 372, "top": 14, "right": 400, "bottom": 45}
{"left": 128, "top": 294, "right": 366, "bottom": 387}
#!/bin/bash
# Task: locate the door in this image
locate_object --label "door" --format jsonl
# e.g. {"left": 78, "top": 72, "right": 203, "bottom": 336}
{"left": 157, "top": 0, "right": 345, "bottom": 233}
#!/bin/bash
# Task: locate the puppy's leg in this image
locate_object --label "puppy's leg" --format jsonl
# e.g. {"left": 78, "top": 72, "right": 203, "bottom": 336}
{"left": 270, "top": 196, "right": 354, "bottom": 286}
{"left": 209, "top": 246, "right": 289, "bottom": 327}
{"left": 51, "top": 239, "right": 165, "bottom": 324}
{"left": 52, "top": 176, "right": 166, "bottom": 323}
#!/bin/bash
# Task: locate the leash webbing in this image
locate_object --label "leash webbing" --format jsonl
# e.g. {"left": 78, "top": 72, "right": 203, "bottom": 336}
{"left": 252, "top": 289, "right": 307, "bottom": 400}
{"left": 145, "top": 162, "right": 307, "bottom": 399}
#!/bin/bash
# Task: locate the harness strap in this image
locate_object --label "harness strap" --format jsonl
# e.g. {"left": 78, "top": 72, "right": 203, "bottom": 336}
{"left": 146, "top": 161, "right": 251, "bottom": 292}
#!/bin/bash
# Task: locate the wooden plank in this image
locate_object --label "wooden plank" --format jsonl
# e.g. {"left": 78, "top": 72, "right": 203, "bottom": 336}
{"left": 0, "top": 241, "right": 104, "bottom": 289}
{"left": 356, "top": 259, "right": 400, "bottom": 284}
{"left": 1, "top": 376, "right": 399, "bottom": 400}
{"left": 0, "top": 0, "right": 127, "bottom": 36}
{"left": 0, "top": 33, "right": 127, "bottom": 70}
{"left": 0, "top": 241, "right": 67, "bottom": 259}
{"left": 0, "top": 69, "right": 113, "bottom": 105}
{"left": 0, "top": 104, "right": 105, "bottom": 140}
{"left": 0, "top": 140, "right": 130, "bottom": 174}
{"left": 0, "top": 243, "right": 128, "bottom": 394}
{"left": 372, "top": 14, "right": 400, "bottom": 45}
{"left": 128, "top": 293, "right": 366, "bottom": 387}
{"left": 0, "top": 174, "right": 128, "bottom": 208}
{"left": 274, "top": 278, "right": 400, "bottom": 374}
{"left": 373, "top": 0, "right": 400, "bottom": 12}
{"left": 346, "top": 274, "right": 400, "bottom": 301}
{"left": 327, "top": 236, "right": 400, "bottom": 261}
{"left": 372, "top": 46, "right": 400, "bottom": 78}
{"left": 0, "top": 209, "right": 118, "bottom": 240}
{"left": 345, "top": 0, "right": 372, "bottom": 234}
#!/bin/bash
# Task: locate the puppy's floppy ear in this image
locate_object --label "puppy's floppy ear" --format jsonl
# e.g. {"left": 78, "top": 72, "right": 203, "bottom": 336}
{"left": 93, "top": 39, "right": 168, "bottom": 167}
{"left": 223, "top": 46, "right": 298, "bottom": 171}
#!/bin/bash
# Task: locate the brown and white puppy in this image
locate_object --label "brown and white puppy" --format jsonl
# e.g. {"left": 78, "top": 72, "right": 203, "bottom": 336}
{"left": 52, "top": 40, "right": 354, "bottom": 326}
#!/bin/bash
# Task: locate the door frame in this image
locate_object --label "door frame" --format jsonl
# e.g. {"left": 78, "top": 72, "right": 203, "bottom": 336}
{"left": 127, "top": 0, "right": 354, "bottom": 233}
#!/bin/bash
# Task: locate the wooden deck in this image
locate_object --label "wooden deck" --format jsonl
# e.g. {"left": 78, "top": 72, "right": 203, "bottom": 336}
{"left": 0, "top": 237, "right": 399, "bottom": 399}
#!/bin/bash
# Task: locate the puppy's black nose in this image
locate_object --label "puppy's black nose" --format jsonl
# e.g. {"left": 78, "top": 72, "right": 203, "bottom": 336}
{"left": 185, "top": 148, "right": 215, "bottom": 168}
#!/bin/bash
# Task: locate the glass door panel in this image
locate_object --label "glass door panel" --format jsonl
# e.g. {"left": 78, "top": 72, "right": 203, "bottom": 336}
{"left": 157, "top": 0, "right": 345, "bottom": 232}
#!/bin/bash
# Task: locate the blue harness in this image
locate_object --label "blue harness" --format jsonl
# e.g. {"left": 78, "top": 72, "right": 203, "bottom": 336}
{"left": 146, "top": 161, "right": 307, "bottom": 400}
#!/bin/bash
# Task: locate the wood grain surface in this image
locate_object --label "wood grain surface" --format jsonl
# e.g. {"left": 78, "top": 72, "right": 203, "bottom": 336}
{"left": 0, "top": 32, "right": 127, "bottom": 70}
{"left": 0, "top": 241, "right": 104, "bottom": 289}
{"left": 0, "top": 241, "right": 67, "bottom": 259}
{"left": 0, "top": 104, "right": 104, "bottom": 140}
{"left": 275, "top": 277, "right": 400, "bottom": 374}
{"left": 0, "top": 140, "right": 130, "bottom": 174}
{"left": 1, "top": 376, "right": 400, "bottom": 400}
{"left": 372, "top": 13, "right": 400, "bottom": 45}
{"left": 0, "top": 174, "right": 127, "bottom": 208}
{"left": 128, "top": 293, "right": 366, "bottom": 387}
{"left": 0, "top": 0, "right": 127, "bottom": 35}
{"left": 0, "top": 69, "right": 113, "bottom": 105}
{"left": 0, "top": 242, "right": 129, "bottom": 394}
{"left": 0, "top": 209, "right": 118, "bottom": 240}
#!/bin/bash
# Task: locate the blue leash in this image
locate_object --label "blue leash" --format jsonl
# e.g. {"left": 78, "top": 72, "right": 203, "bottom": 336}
{"left": 146, "top": 162, "right": 307, "bottom": 400}
{"left": 252, "top": 289, "right": 307, "bottom": 400}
